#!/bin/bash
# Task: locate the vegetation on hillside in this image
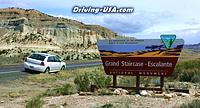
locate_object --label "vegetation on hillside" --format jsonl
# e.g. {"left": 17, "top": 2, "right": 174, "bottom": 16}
{"left": 0, "top": 48, "right": 100, "bottom": 65}
{"left": 172, "top": 59, "right": 200, "bottom": 83}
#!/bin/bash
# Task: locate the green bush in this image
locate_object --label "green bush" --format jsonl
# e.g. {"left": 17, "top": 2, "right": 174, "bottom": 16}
{"left": 179, "top": 68, "right": 200, "bottom": 83}
{"left": 118, "top": 76, "right": 135, "bottom": 87}
{"left": 191, "top": 73, "right": 200, "bottom": 83}
{"left": 74, "top": 72, "right": 111, "bottom": 92}
{"left": 92, "top": 73, "right": 112, "bottom": 88}
{"left": 0, "top": 55, "right": 24, "bottom": 65}
{"left": 26, "top": 95, "right": 43, "bottom": 108}
{"left": 74, "top": 73, "right": 92, "bottom": 92}
{"left": 43, "top": 83, "right": 76, "bottom": 96}
{"left": 0, "top": 50, "right": 7, "bottom": 55}
{"left": 26, "top": 83, "right": 75, "bottom": 107}
{"left": 180, "top": 99, "right": 200, "bottom": 108}
{"left": 119, "top": 76, "right": 159, "bottom": 87}
{"left": 172, "top": 60, "right": 200, "bottom": 83}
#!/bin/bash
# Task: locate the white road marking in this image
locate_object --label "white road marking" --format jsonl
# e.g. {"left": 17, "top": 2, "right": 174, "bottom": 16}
{"left": 0, "top": 71, "right": 22, "bottom": 74}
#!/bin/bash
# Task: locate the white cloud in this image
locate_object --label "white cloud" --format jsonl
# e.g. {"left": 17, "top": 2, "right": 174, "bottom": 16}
{"left": 53, "top": 11, "right": 200, "bottom": 44}
{"left": 72, "top": 11, "right": 175, "bottom": 34}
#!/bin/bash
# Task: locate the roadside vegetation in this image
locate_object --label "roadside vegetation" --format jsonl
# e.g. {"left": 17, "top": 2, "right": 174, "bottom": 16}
{"left": 172, "top": 59, "right": 200, "bottom": 83}
{"left": 43, "top": 83, "right": 76, "bottom": 96}
{"left": 25, "top": 67, "right": 113, "bottom": 108}
{"left": 0, "top": 48, "right": 100, "bottom": 66}
{"left": 26, "top": 95, "right": 43, "bottom": 108}
{"left": 0, "top": 57, "right": 198, "bottom": 108}
{"left": 0, "top": 55, "right": 24, "bottom": 65}
{"left": 26, "top": 83, "right": 76, "bottom": 108}
{"left": 0, "top": 48, "right": 30, "bottom": 65}
{"left": 74, "top": 72, "right": 112, "bottom": 92}
{"left": 180, "top": 99, "right": 200, "bottom": 108}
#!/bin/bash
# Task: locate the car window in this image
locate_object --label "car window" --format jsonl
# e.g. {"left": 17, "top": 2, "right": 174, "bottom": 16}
{"left": 29, "top": 54, "right": 45, "bottom": 61}
{"left": 54, "top": 56, "right": 61, "bottom": 62}
{"left": 47, "top": 56, "right": 54, "bottom": 62}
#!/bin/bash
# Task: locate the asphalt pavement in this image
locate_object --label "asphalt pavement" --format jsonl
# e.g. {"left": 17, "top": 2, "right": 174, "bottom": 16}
{"left": 0, "top": 61, "right": 102, "bottom": 74}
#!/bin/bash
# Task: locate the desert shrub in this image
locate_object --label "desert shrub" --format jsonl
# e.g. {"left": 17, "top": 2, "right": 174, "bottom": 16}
{"left": 172, "top": 60, "right": 200, "bottom": 83}
{"left": 118, "top": 76, "right": 135, "bottom": 87}
{"left": 74, "top": 71, "right": 111, "bottom": 92}
{"left": 43, "top": 83, "right": 76, "bottom": 96}
{"left": 0, "top": 55, "right": 24, "bottom": 65}
{"left": 92, "top": 73, "right": 112, "bottom": 88}
{"left": 179, "top": 68, "right": 200, "bottom": 83}
{"left": 26, "top": 84, "right": 75, "bottom": 107}
{"left": 180, "top": 99, "right": 200, "bottom": 108}
{"left": 0, "top": 50, "right": 7, "bottom": 55}
{"left": 74, "top": 73, "right": 92, "bottom": 92}
{"left": 166, "top": 82, "right": 191, "bottom": 90}
{"left": 191, "top": 73, "right": 200, "bottom": 83}
{"left": 119, "top": 76, "right": 160, "bottom": 87}
{"left": 26, "top": 95, "right": 43, "bottom": 108}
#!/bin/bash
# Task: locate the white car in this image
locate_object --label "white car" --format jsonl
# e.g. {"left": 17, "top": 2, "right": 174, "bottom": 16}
{"left": 24, "top": 53, "right": 66, "bottom": 73}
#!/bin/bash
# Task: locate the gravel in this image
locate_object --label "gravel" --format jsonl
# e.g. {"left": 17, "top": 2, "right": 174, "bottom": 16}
{"left": 42, "top": 94, "right": 199, "bottom": 108}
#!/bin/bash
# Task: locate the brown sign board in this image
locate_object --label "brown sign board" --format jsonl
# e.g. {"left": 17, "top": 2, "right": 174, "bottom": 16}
{"left": 97, "top": 39, "right": 184, "bottom": 76}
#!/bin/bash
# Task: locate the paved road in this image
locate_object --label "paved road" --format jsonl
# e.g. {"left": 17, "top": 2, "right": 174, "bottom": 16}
{"left": 0, "top": 61, "right": 102, "bottom": 83}
{"left": 0, "top": 61, "right": 102, "bottom": 74}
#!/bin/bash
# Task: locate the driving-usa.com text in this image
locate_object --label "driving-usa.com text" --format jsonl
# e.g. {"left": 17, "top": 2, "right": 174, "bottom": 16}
{"left": 72, "top": 6, "right": 134, "bottom": 14}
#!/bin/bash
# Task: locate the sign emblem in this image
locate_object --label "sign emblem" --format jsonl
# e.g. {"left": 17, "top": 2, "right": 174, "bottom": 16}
{"left": 160, "top": 34, "right": 176, "bottom": 49}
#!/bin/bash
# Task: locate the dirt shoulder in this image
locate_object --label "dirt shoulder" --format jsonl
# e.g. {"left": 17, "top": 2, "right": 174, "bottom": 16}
{"left": 42, "top": 94, "right": 199, "bottom": 108}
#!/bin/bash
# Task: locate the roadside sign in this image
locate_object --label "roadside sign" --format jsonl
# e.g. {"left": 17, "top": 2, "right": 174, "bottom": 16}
{"left": 97, "top": 38, "right": 184, "bottom": 76}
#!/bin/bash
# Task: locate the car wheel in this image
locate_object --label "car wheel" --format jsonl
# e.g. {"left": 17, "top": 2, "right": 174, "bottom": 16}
{"left": 44, "top": 67, "right": 50, "bottom": 73}
{"left": 61, "top": 66, "right": 65, "bottom": 71}
{"left": 24, "top": 68, "right": 29, "bottom": 72}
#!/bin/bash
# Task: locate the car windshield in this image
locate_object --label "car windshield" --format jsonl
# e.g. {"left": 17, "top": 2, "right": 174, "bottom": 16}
{"left": 29, "top": 54, "right": 46, "bottom": 61}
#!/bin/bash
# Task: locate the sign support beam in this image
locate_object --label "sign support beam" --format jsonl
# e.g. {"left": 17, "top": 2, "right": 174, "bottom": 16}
{"left": 136, "top": 76, "right": 140, "bottom": 94}
{"left": 160, "top": 76, "right": 164, "bottom": 91}
{"left": 113, "top": 75, "right": 117, "bottom": 87}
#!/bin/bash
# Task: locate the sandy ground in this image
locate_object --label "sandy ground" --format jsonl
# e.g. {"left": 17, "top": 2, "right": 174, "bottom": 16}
{"left": 0, "top": 80, "right": 199, "bottom": 108}
{"left": 0, "top": 79, "right": 47, "bottom": 108}
{"left": 42, "top": 94, "right": 199, "bottom": 108}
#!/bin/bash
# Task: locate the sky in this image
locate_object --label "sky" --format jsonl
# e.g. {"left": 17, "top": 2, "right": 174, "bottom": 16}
{"left": 0, "top": 0, "right": 200, "bottom": 44}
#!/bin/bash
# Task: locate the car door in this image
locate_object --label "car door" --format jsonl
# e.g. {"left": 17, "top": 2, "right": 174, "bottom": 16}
{"left": 47, "top": 56, "right": 56, "bottom": 71}
{"left": 53, "top": 56, "right": 62, "bottom": 71}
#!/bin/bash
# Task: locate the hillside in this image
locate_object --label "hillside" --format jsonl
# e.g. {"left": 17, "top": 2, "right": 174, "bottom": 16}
{"left": 0, "top": 7, "right": 116, "bottom": 51}
{"left": 184, "top": 43, "right": 200, "bottom": 52}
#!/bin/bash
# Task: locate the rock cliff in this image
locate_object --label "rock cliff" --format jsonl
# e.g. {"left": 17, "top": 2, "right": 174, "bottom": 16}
{"left": 0, "top": 7, "right": 116, "bottom": 51}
